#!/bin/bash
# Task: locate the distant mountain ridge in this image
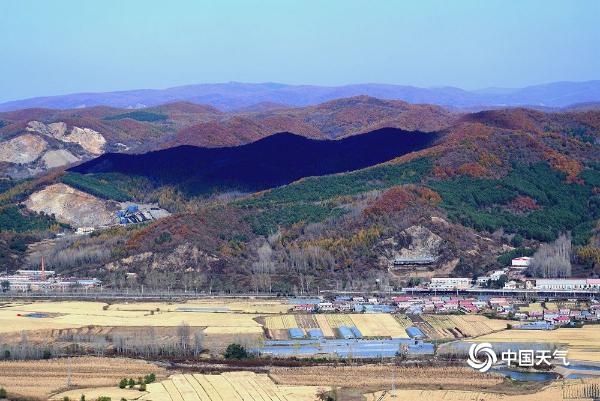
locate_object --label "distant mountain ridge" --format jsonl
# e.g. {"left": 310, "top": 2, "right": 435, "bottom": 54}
{"left": 2, "top": 81, "right": 600, "bottom": 112}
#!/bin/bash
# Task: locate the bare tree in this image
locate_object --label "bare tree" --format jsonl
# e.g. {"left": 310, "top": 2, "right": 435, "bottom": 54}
{"left": 177, "top": 322, "right": 191, "bottom": 352}
{"left": 251, "top": 242, "right": 275, "bottom": 293}
{"left": 530, "top": 233, "right": 572, "bottom": 277}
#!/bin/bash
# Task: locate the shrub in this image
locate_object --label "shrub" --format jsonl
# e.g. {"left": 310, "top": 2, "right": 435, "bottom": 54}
{"left": 224, "top": 343, "right": 248, "bottom": 360}
{"left": 119, "top": 378, "right": 128, "bottom": 389}
{"left": 144, "top": 373, "right": 156, "bottom": 384}
{"left": 510, "top": 234, "right": 524, "bottom": 247}
{"left": 97, "top": 397, "right": 111, "bottom": 401}
{"left": 128, "top": 378, "right": 135, "bottom": 388}
{"left": 139, "top": 383, "right": 146, "bottom": 392}
{"left": 154, "top": 231, "right": 172, "bottom": 245}
{"left": 0, "top": 387, "right": 7, "bottom": 399}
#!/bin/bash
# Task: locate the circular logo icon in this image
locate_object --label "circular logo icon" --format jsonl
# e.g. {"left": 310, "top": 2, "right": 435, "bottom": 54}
{"left": 467, "top": 342, "right": 497, "bottom": 373}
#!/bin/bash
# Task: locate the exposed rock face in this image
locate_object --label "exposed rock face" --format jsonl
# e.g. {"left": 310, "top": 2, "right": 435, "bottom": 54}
{"left": 42, "top": 149, "right": 80, "bottom": 168}
{"left": 396, "top": 225, "right": 443, "bottom": 260}
{"left": 0, "top": 134, "right": 48, "bottom": 164}
{"left": 377, "top": 225, "right": 447, "bottom": 279}
{"left": 377, "top": 225, "right": 444, "bottom": 265}
{"left": 24, "top": 183, "right": 115, "bottom": 228}
{"left": 63, "top": 127, "right": 106, "bottom": 155}
{"left": 104, "top": 243, "right": 218, "bottom": 273}
{"left": 27, "top": 121, "right": 106, "bottom": 155}
{"left": 26, "top": 121, "right": 67, "bottom": 138}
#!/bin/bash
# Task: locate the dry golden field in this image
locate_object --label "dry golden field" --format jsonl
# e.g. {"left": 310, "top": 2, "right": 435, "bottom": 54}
{"left": 421, "top": 314, "right": 507, "bottom": 340}
{"left": 111, "top": 299, "right": 292, "bottom": 314}
{"left": 473, "top": 326, "right": 600, "bottom": 362}
{"left": 350, "top": 314, "right": 409, "bottom": 338}
{"left": 0, "top": 357, "right": 166, "bottom": 399}
{"left": 127, "top": 372, "right": 325, "bottom": 401}
{"left": 475, "top": 326, "right": 600, "bottom": 362}
{"left": 51, "top": 387, "right": 144, "bottom": 401}
{"left": 0, "top": 301, "right": 267, "bottom": 335}
{"left": 270, "top": 365, "right": 503, "bottom": 391}
{"left": 366, "top": 383, "right": 591, "bottom": 401}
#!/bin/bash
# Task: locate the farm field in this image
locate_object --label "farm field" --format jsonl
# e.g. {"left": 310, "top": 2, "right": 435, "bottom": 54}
{"left": 270, "top": 365, "right": 503, "bottom": 390}
{"left": 0, "top": 357, "right": 165, "bottom": 399}
{"left": 473, "top": 325, "right": 600, "bottom": 362}
{"left": 130, "top": 372, "right": 326, "bottom": 401}
{"left": 264, "top": 313, "right": 410, "bottom": 338}
{"left": 366, "top": 383, "right": 590, "bottom": 401}
{"left": 419, "top": 314, "right": 507, "bottom": 340}
{"left": 111, "top": 299, "right": 292, "bottom": 314}
{"left": 0, "top": 301, "right": 265, "bottom": 335}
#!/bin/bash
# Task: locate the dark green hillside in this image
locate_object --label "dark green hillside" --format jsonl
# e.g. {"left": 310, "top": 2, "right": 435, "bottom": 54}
{"left": 0, "top": 205, "right": 63, "bottom": 232}
{"left": 241, "top": 158, "right": 600, "bottom": 243}
{"left": 60, "top": 172, "right": 153, "bottom": 202}
{"left": 104, "top": 111, "right": 168, "bottom": 122}
{"left": 240, "top": 158, "right": 431, "bottom": 235}
{"left": 429, "top": 162, "right": 600, "bottom": 244}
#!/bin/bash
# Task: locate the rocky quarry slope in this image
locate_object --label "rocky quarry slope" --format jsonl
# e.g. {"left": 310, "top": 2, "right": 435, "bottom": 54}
{"left": 24, "top": 183, "right": 116, "bottom": 228}
{"left": 0, "top": 121, "right": 106, "bottom": 179}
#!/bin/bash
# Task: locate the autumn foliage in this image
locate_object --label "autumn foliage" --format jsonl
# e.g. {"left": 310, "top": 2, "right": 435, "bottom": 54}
{"left": 508, "top": 195, "right": 541, "bottom": 213}
{"left": 543, "top": 149, "right": 583, "bottom": 182}
{"left": 365, "top": 185, "right": 441, "bottom": 216}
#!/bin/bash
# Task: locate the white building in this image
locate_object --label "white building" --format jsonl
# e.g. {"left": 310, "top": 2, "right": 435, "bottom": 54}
{"left": 16, "top": 269, "right": 55, "bottom": 277}
{"left": 489, "top": 270, "right": 507, "bottom": 281}
{"left": 511, "top": 257, "right": 532, "bottom": 269}
{"left": 535, "top": 279, "right": 587, "bottom": 290}
{"left": 476, "top": 276, "right": 491, "bottom": 287}
{"left": 429, "top": 277, "right": 472, "bottom": 290}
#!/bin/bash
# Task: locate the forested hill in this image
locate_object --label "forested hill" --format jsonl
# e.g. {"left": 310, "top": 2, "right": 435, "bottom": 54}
{"left": 69, "top": 128, "right": 440, "bottom": 194}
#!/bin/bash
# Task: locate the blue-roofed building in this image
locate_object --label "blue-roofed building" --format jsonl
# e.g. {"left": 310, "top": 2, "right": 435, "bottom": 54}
{"left": 338, "top": 326, "right": 354, "bottom": 339}
{"left": 517, "top": 321, "right": 556, "bottom": 330}
{"left": 289, "top": 328, "right": 305, "bottom": 339}
{"left": 405, "top": 326, "right": 424, "bottom": 339}
{"left": 308, "top": 328, "right": 324, "bottom": 339}
{"left": 288, "top": 298, "right": 321, "bottom": 305}
{"left": 354, "top": 304, "right": 395, "bottom": 313}
{"left": 126, "top": 205, "right": 139, "bottom": 213}
{"left": 350, "top": 327, "right": 363, "bottom": 338}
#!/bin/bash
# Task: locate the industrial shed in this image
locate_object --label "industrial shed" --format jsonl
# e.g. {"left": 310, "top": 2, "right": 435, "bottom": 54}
{"left": 338, "top": 326, "right": 355, "bottom": 339}
{"left": 307, "top": 329, "right": 324, "bottom": 339}
{"left": 288, "top": 328, "right": 305, "bottom": 339}
{"left": 405, "top": 326, "right": 424, "bottom": 339}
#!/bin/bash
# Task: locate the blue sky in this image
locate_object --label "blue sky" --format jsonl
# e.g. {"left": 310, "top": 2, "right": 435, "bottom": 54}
{"left": 0, "top": 0, "right": 599, "bottom": 102}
